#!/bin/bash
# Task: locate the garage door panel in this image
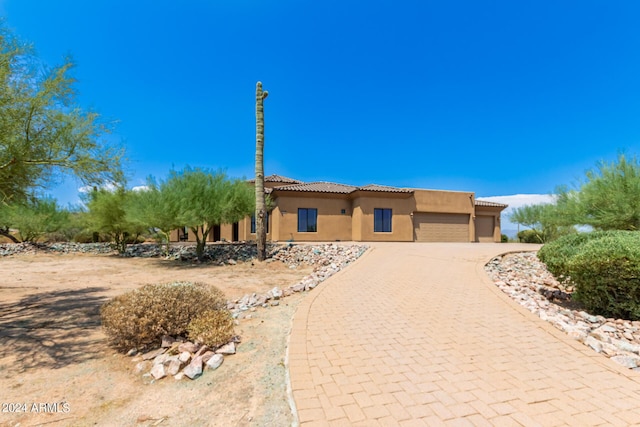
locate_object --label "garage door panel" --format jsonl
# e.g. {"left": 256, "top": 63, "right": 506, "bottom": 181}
{"left": 413, "top": 213, "right": 469, "bottom": 242}
{"left": 476, "top": 215, "right": 495, "bottom": 243}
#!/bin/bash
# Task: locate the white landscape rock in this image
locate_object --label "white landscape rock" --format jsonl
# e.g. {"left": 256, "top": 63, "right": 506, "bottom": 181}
{"left": 141, "top": 348, "right": 166, "bottom": 361}
{"left": 167, "top": 359, "right": 183, "bottom": 376}
{"left": 270, "top": 287, "right": 283, "bottom": 300}
{"left": 183, "top": 356, "right": 204, "bottom": 379}
{"left": 206, "top": 354, "right": 224, "bottom": 370}
{"left": 150, "top": 363, "right": 167, "bottom": 380}
{"left": 215, "top": 342, "right": 236, "bottom": 355}
{"left": 486, "top": 252, "right": 640, "bottom": 371}
{"left": 178, "top": 342, "right": 199, "bottom": 354}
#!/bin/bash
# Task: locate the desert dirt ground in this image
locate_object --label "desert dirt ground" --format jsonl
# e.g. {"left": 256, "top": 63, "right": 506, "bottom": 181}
{"left": 0, "top": 251, "right": 315, "bottom": 427}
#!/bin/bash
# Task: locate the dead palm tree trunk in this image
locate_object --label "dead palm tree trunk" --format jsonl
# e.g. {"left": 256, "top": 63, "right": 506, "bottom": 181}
{"left": 255, "top": 81, "right": 268, "bottom": 261}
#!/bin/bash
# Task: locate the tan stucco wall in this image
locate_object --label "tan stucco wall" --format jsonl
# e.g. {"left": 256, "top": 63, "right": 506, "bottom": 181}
{"left": 271, "top": 194, "right": 352, "bottom": 242}
{"left": 168, "top": 186, "right": 505, "bottom": 243}
{"left": 413, "top": 189, "right": 475, "bottom": 214}
{"left": 352, "top": 194, "right": 414, "bottom": 241}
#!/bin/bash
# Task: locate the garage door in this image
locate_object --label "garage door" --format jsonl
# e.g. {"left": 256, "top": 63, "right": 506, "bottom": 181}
{"left": 413, "top": 213, "right": 470, "bottom": 242}
{"left": 475, "top": 215, "right": 495, "bottom": 243}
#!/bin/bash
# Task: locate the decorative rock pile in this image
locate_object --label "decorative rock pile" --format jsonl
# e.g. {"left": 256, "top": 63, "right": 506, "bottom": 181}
{"left": 123, "top": 242, "right": 284, "bottom": 262}
{"left": 120, "top": 242, "right": 368, "bottom": 380}
{"left": 226, "top": 243, "right": 368, "bottom": 316}
{"left": 0, "top": 241, "right": 284, "bottom": 261}
{"left": 131, "top": 335, "right": 240, "bottom": 382}
{"left": 0, "top": 242, "right": 115, "bottom": 256}
{"left": 485, "top": 252, "right": 640, "bottom": 370}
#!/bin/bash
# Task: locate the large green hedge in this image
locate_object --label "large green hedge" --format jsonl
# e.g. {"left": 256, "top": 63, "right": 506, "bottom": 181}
{"left": 538, "top": 231, "right": 607, "bottom": 279}
{"left": 538, "top": 231, "right": 640, "bottom": 320}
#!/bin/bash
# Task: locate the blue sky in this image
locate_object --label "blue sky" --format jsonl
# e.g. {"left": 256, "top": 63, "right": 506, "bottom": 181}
{"left": 2, "top": 1, "right": 640, "bottom": 232}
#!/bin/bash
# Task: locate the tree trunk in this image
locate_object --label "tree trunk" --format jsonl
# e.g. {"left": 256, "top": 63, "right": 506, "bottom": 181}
{"left": 255, "top": 82, "right": 268, "bottom": 261}
{"left": 0, "top": 226, "right": 20, "bottom": 243}
{"left": 193, "top": 225, "right": 210, "bottom": 262}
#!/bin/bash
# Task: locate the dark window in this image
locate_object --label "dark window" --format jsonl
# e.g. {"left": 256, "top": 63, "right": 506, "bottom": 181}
{"left": 180, "top": 226, "right": 189, "bottom": 241}
{"left": 341, "top": 209, "right": 346, "bottom": 215}
{"left": 251, "top": 212, "right": 269, "bottom": 233}
{"left": 374, "top": 208, "right": 392, "bottom": 232}
{"left": 298, "top": 208, "right": 318, "bottom": 232}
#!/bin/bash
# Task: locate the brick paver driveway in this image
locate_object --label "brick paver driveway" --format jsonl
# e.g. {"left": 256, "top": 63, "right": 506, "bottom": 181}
{"left": 288, "top": 243, "right": 640, "bottom": 426}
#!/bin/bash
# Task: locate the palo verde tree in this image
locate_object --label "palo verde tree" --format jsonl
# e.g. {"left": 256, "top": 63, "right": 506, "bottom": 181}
{"left": 84, "top": 187, "right": 145, "bottom": 254}
{"left": 125, "top": 179, "right": 181, "bottom": 256}
{"left": 165, "top": 167, "right": 254, "bottom": 261}
{"left": 509, "top": 203, "right": 575, "bottom": 243}
{"left": 255, "top": 81, "right": 269, "bottom": 261}
{"left": 0, "top": 23, "right": 123, "bottom": 205}
{"left": 555, "top": 154, "right": 640, "bottom": 231}
{"left": 0, "top": 197, "right": 68, "bottom": 242}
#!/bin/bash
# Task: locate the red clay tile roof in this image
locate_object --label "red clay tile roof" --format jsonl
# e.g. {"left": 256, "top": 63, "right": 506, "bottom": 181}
{"left": 274, "top": 181, "right": 358, "bottom": 194}
{"left": 247, "top": 174, "right": 303, "bottom": 184}
{"left": 358, "top": 184, "right": 412, "bottom": 193}
{"left": 266, "top": 174, "right": 303, "bottom": 184}
{"left": 475, "top": 200, "right": 508, "bottom": 208}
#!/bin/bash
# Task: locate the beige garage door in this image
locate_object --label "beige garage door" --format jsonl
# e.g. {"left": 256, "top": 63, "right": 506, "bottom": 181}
{"left": 475, "top": 215, "right": 495, "bottom": 243}
{"left": 413, "top": 213, "right": 470, "bottom": 242}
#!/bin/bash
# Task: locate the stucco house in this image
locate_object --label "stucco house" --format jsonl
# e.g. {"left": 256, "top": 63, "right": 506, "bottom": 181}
{"left": 170, "top": 174, "right": 507, "bottom": 243}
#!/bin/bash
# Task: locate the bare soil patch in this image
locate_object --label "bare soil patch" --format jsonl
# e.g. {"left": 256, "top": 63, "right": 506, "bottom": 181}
{"left": 0, "top": 252, "right": 314, "bottom": 427}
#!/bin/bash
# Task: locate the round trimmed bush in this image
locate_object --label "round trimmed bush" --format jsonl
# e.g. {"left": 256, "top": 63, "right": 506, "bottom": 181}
{"left": 567, "top": 231, "right": 640, "bottom": 320}
{"left": 538, "top": 232, "right": 606, "bottom": 280}
{"left": 100, "top": 281, "right": 229, "bottom": 351}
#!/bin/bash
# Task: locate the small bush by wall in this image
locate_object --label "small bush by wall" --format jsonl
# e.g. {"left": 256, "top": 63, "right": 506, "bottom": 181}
{"left": 100, "top": 281, "right": 229, "bottom": 351}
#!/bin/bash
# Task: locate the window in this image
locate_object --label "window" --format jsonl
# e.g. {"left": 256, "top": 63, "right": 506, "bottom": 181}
{"left": 179, "top": 226, "right": 189, "bottom": 241}
{"left": 298, "top": 208, "right": 318, "bottom": 232}
{"left": 374, "top": 208, "right": 392, "bottom": 232}
{"left": 251, "top": 212, "right": 269, "bottom": 233}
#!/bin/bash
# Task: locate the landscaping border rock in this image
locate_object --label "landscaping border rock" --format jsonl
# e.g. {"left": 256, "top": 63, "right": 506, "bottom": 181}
{"left": 485, "top": 252, "right": 640, "bottom": 370}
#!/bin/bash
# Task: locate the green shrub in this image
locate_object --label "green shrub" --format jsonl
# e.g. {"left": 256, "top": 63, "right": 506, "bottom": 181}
{"left": 567, "top": 231, "right": 640, "bottom": 320}
{"left": 124, "top": 233, "right": 146, "bottom": 244}
{"left": 538, "top": 232, "right": 602, "bottom": 280}
{"left": 187, "top": 310, "right": 235, "bottom": 348}
{"left": 100, "top": 281, "right": 229, "bottom": 351}
{"left": 517, "top": 229, "right": 543, "bottom": 243}
{"left": 501, "top": 234, "right": 509, "bottom": 243}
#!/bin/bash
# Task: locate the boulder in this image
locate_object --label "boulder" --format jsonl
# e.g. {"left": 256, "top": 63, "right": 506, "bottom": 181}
{"left": 206, "top": 354, "right": 224, "bottom": 370}
{"left": 270, "top": 287, "right": 283, "bottom": 300}
{"left": 183, "top": 356, "right": 204, "bottom": 379}
{"left": 200, "top": 351, "right": 215, "bottom": 364}
{"left": 215, "top": 342, "right": 236, "bottom": 355}
{"left": 150, "top": 363, "right": 166, "bottom": 380}
{"left": 178, "top": 342, "right": 199, "bottom": 354}
{"left": 141, "top": 348, "right": 166, "bottom": 361}
{"left": 167, "top": 359, "right": 183, "bottom": 376}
